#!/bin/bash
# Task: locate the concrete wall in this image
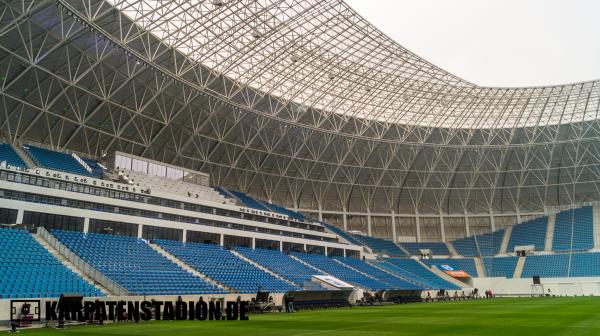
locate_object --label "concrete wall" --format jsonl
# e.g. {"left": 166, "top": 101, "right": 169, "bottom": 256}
{"left": 473, "top": 277, "right": 600, "bottom": 296}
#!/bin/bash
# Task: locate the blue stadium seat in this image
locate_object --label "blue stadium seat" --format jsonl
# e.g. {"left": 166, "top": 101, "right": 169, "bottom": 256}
{"left": 451, "top": 230, "right": 505, "bottom": 257}
{"left": 157, "top": 240, "right": 299, "bottom": 293}
{"left": 507, "top": 217, "right": 548, "bottom": 252}
{"left": 521, "top": 254, "right": 570, "bottom": 278}
{"left": 553, "top": 207, "right": 594, "bottom": 251}
{"left": 482, "top": 256, "right": 518, "bottom": 278}
{"left": 53, "top": 231, "right": 224, "bottom": 295}
{"left": 401, "top": 242, "right": 450, "bottom": 255}
{"left": 351, "top": 235, "right": 407, "bottom": 256}
{"left": 23, "top": 145, "right": 95, "bottom": 178}
{"left": 0, "top": 143, "right": 28, "bottom": 169}
{"left": 0, "top": 228, "right": 102, "bottom": 299}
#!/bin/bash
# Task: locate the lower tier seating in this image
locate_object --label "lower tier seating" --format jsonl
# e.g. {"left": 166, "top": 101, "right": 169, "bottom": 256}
{"left": 0, "top": 228, "right": 102, "bottom": 298}
{"left": 53, "top": 231, "right": 224, "bottom": 295}
{"left": 291, "top": 252, "right": 390, "bottom": 290}
{"left": 335, "top": 257, "right": 423, "bottom": 290}
{"left": 157, "top": 240, "right": 299, "bottom": 293}
{"left": 482, "top": 256, "right": 518, "bottom": 278}
{"left": 233, "top": 246, "right": 324, "bottom": 288}
{"left": 382, "top": 258, "right": 461, "bottom": 290}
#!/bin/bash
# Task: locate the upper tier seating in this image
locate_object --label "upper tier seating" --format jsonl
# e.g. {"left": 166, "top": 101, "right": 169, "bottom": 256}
{"left": 521, "top": 254, "right": 570, "bottom": 278}
{"left": 482, "top": 256, "right": 518, "bottom": 278}
{"left": 233, "top": 246, "right": 324, "bottom": 288}
{"left": 401, "top": 242, "right": 450, "bottom": 256}
{"left": 0, "top": 143, "right": 28, "bottom": 169}
{"left": 83, "top": 158, "right": 106, "bottom": 178}
{"left": 552, "top": 207, "right": 594, "bottom": 251}
{"left": 157, "top": 240, "right": 299, "bottom": 293}
{"left": 261, "top": 202, "right": 306, "bottom": 221}
{"left": 423, "top": 258, "right": 478, "bottom": 277}
{"left": 0, "top": 228, "right": 102, "bottom": 298}
{"left": 507, "top": 217, "right": 548, "bottom": 252}
{"left": 351, "top": 235, "right": 407, "bottom": 256}
{"left": 228, "top": 190, "right": 270, "bottom": 211}
{"left": 380, "top": 258, "right": 461, "bottom": 290}
{"left": 320, "top": 222, "right": 364, "bottom": 245}
{"left": 121, "top": 169, "right": 231, "bottom": 204}
{"left": 53, "top": 231, "right": 224, "bottom": 295}
{"left": 291, "top": 252, "right": 390, "bottom": 290}
{"left": 23, "top": 145, "right": 94, "bottom": 177}
{"left": 451, "top": 230, "right": 505, "bottom": 257}
{"left": 334, "top": 257, "right": 423, "bottom": 290}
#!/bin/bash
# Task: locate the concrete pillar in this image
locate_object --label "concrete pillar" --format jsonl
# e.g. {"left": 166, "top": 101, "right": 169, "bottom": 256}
{"left": 182, "top": 229, "right": 187, "bottom": 243}
{"left": 220, "top": 234, "right": 224, "bottom": 246}
{"left": 83, "top": 218, "right": 89, "bottom": 233}
{"left": 137, "top": 224, "right": 143, "bottom": 238}
{"left": 343, "top": 249, "right": 347, "bottom": 257}
{"left": 367, "top": 208, "right": 372, "bottom": 236}
{"left": 252, "top": 237, "right": 256, "bottom": 249}
{"left": 324, "top": 247, "right": 328, "bottom": 256}
{"left": 391, "top": 211, "right": 397, "bottom": 243}
{"left": 490, "top": 212, "right": 496, "bottom": 232}
{"left": 16, "top": 209, "right": 24, "bottom": 225}
{"left": 279, "top": 241, "right": 283, "bottom": 252}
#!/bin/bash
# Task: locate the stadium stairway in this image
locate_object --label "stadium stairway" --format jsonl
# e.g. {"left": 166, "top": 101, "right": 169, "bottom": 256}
{"left": 229, "top": 249, "right": 301, "bottom": 288}
{"left": 33, "top": 233, "right": 109, "bottom": 295}
{"left": 498, "top": 226, "right": 513, "bottom": 254}
{"left": 473, "top": 257, "right": 486, "bottom": 277}
{"left": 425, "top": 264, "right": 470, "bottom": 289}
{"left": 513, "top": 256, "right": 526, "bottom": 278}
{"left": 446, "top": 242, "right": 459, "bottom": 256}
{"left": 149, "top": 243, "right": 232, "bottom": 292}
{"left": 544, "top": 213, "right": 556, "bottom": 251}
{"left": 12, "top": 144, "right": 36, "bottom": 168}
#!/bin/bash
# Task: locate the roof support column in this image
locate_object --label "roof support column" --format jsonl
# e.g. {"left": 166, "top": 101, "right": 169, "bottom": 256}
{"left": 415, "top": 212, "right": 421, "bottom": 242}
{"left": 367, "top": 208, "right": 372, "bottom": 236}
{"left": 342, "top": 206, "right": 348, "bottom": 231}
{"left": 465, "top": 211, "right": 470, "bottom": 237}
{"left": 439, "top": 213, "right": 446, "bottom": 242}
{"left": 391, "top": 211, "right": 397, "bottom": 243}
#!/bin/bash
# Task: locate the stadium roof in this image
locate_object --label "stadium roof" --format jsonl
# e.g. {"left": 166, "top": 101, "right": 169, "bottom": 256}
{"left": 2, "top": 0, "right": 600, "bottom": 215}
{"left": 108, "top": 0, "right": 600, "bottom": 129}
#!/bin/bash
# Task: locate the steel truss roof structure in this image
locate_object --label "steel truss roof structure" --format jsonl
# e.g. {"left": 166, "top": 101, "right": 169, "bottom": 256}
{"left": 1, "top": 0, "right": 600, "bottom": 222}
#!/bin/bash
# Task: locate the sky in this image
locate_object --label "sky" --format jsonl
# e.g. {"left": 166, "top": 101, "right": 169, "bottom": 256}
{"left": 344, "top": 0, "right": 600, "bottom": 87}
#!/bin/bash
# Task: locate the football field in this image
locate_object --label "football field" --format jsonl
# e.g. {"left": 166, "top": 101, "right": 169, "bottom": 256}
{"left": 20, "top": 297, "right": 600, "bottom": 336}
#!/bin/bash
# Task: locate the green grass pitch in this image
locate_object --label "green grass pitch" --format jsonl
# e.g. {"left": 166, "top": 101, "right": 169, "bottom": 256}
{"left": 19, "top": 297, "right": 600, "bottom": 336}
